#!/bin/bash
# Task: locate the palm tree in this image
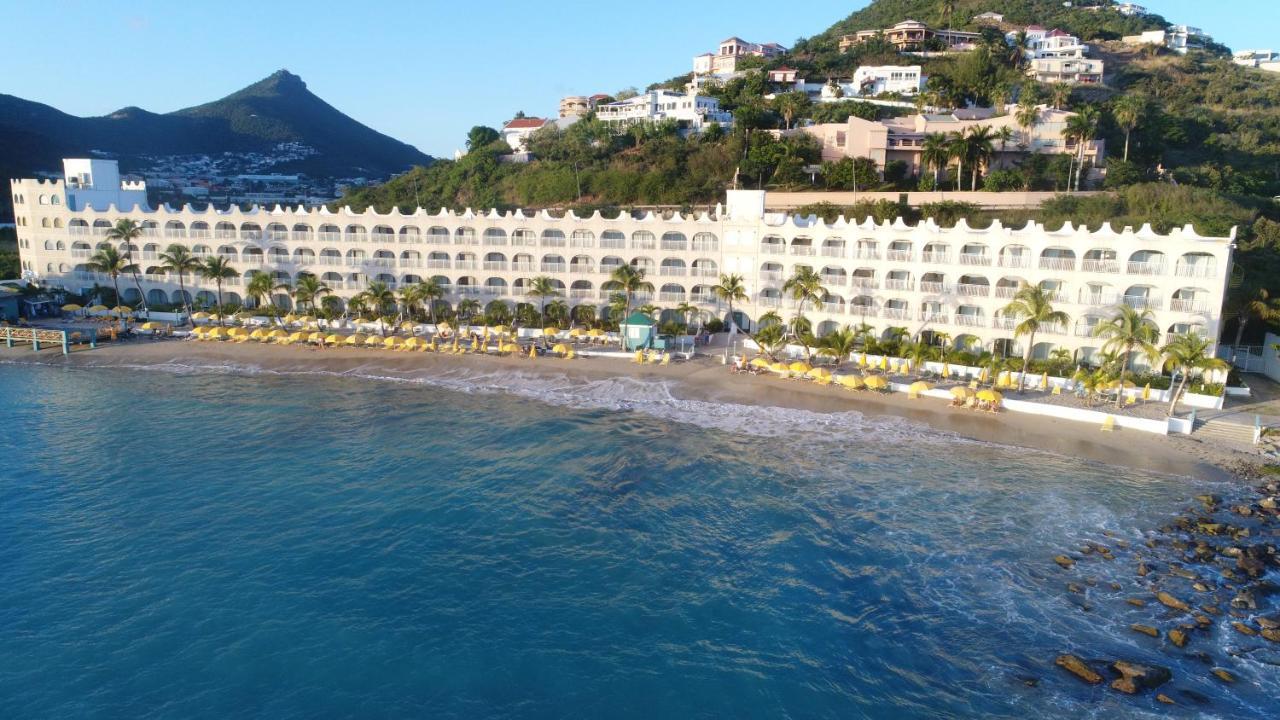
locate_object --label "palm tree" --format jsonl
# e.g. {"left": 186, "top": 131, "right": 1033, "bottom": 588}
{"left": 1015, "top": 98, "right": 1040, "bottom": 150}
{"left": 457, "top": 298, "right": 482, "bottom": 328}
{"left": 1050, "top": 82, "right": 1071, "bottom": 110}
{"left": 105, "top": 219, "right": 148, "bottom": 315}
{"left": 1007, "top": 30, "right": 1030, "bottom": 69}
{"left": 1095, "top": 305, "right": 1161, "bottom": 409}
{"left": 817, "top": 326, "right": 858, "bottom": 367}
{"left": 196, "top": 256, "right": 239, "bottom": 326}
{"left": 674, "top": 301, "right": 697, "bottom": 332}
{"left": 1065, "top": 105, "right": 1099, "bottom": 191}
{"left": 157, "top": 244, "right": 199, "bottom": 322}
{"left": 921, "top": 132, "right": 951, "bottom": 187}
{"left": 526, "top": 275, "right": 561, "bottom": 332}
{"left": 362, "top": 280, "right": 397, "bottom": 336}
{"left": 1112, "top": 94, "right": 1145, "bottom": 162}
{"left": 609, "top": 264, "right": 653, "bottom": 324}
{"left": 571, "top": 303, "right": 596, "bottom": 327}
{"left": 86, "top": 245, "right": 135, "bottom": 323}
{"left": 1225, "top": 285, "right": 1280, "bottom": 349}
{"left": 782, "top": 266, "right": 826, "bottom": 362}
{"left": 1161, "top": 332, "right": 1230, "bottom": 416}
{"left": 485, "top": 300, "right": 513, "bottom": 326}
{"left": 753, "top": 324, "right": 787, "bottom": 361}
{"left": 1002, "top": 284, "right": 1070, "bottom": 392}
{"left": 294, "top": 274, "right": 331, "bottom": 316}
{"left": 947, "top": 131, "right": 967, "bottom": 191}
{"left": 396, "top": 284, "right": 422, "bottom": 322}
{"left": 964, "top": 126, "right": 997, "bottom": 191}
{"left": 245, "top": 272, "right": 289, "bottom": 324}
{"left": 713, "top": 272, "right": 750, "bottom": 361}
{"left": 416, "top": 278, "right": 445, "bottom": 325}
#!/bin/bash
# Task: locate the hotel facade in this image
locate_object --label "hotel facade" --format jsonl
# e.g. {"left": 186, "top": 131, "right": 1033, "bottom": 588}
{"left": 13, "top": 160, "right": 1235, "bottom": 363}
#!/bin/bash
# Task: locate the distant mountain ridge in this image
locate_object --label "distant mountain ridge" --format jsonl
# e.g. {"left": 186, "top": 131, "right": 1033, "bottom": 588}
{"left": 0, "top": 70, "right": 430, "bottom": 217}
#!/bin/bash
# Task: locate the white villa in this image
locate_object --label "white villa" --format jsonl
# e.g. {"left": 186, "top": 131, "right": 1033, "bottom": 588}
{"left": 693, "top": 37, "right": 786, "bottom": 77}
{"left": 1009, "top": 27, "right": 1104, "bottom": 84}
{"left": 1234, "top": 49, "right": 1280, "bottom": 73}
{"left": 595, "top": 90, "right": 731, "bottom": 133}
{"left": 1123, "top": 26, "right": 1211, "bottom": 55}
{"left": 849, "top": 66, "right": 924, "bottom": 96}
{"left": 13, "top": 159, "right": 1235, "bottom": 364}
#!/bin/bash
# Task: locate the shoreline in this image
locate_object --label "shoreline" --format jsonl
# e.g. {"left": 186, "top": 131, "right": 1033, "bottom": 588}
{"left": 1, "top": 340, "right": 1258, "bottom": 482}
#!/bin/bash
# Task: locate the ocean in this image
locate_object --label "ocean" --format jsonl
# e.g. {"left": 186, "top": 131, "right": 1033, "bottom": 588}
{"left": 0, "top": 361, "right": 1274, "bottom": 718}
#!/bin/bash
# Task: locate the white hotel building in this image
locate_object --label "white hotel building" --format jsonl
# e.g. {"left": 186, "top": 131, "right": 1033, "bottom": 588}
{"left": 13, "top": 160, "right": 1235, "bottom": 362}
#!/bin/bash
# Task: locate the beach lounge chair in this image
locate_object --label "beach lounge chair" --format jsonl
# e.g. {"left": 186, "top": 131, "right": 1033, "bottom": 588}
{"left": 1101, "top": 416, "right": 1116, "bottom": 432}
{"left": 1051, "top": 385, "right": 1062, "bottom": 396}
{"left": 660, "top": 353, "right": 670, "bottom": 365}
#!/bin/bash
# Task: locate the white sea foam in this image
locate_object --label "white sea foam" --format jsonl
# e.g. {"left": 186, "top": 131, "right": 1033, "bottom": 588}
{"left": 67, "top": 355, "right": 1004, "bottom": 450}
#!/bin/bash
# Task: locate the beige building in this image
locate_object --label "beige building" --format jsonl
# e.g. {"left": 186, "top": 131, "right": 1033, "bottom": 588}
{"left": 797, "top": 107, "right": 1105, "bottom": 175}
{"left": 13, "top": 160, "right": 1233, "bottom": 362}
{"left": 839, "top": 20, "right": 980, "bottom": 53}
{"left": 1028, "top": 57, "right": 1104, "bottom": 84}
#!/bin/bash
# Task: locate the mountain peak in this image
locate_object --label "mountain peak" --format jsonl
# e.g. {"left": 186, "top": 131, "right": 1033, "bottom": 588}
{"left": 233, "top": 69, "right": 309, "bottom": 99}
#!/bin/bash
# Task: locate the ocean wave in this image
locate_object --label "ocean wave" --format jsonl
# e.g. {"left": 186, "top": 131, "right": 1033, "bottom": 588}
{"left": 57, "top": 355, "right": 1000, "bottom": 450}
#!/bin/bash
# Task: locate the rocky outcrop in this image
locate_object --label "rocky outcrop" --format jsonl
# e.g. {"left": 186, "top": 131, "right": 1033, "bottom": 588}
{"left": 1109, "top": 661, "right": 1171, "bottom": 694}
{"left": 1055, "top": 654, "right": 1101, "bottom": 684}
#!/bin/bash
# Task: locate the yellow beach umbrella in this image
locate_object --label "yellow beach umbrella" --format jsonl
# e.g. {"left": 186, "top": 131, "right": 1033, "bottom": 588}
{"left": 807, "top": 367, "right": 833, "bottom": 382}
{"left": 111, "top": 305, "right": 133, "bottom": 315}
{"left": 283, "top": 313, "right": 299, "bottom": 324}
{"left": 941, "top": 363, "right": 951, "bottom": 379}
{"left": 190, "top": 311, "right": 210, "bottom": 320}
{"left": 789, "top": 361, "right": 812, "bottom": 374}
{"left": 587, "top": 328, "right": 604, "bottom": 337}
{"left": 287, "top": 331, "right": 307, "bottom": 343}
{"left": 529, "top": 345, "right": 538, "bottom": 359}
{"left": 364, "top": 335, "right": 382, "bottom": 346}
{"left": 859, "top": 353, "right": 868, "bottom": 368}
{"left": 399, "top": 321, "right": 417, "bottom": 331}
{"left": 552, "top": 342, "right": 572, "bottom": 356}
{"left": 864, "top": 375, "right": 889, "bottom": 390}
{"left": 205, "top": 327, "right": 227, "bottom": 340}
{"left": 568, "top": 328, "right": 584, "bottom": 337}
{"left": 324, "top": 334, "right": 342, "bottom": 344}
{"left": 1142, "top": 383, "right": 1151, "bottom": 401}
{"left": 306, "top": 331, "right": 324, "bottom": 343}
{"left": 383, "top": 336, "right": 402, "bottom": 348}
{"left": 343, "top": 333, "right": 365, "bottom": 345}
{"left": 298, "top": 315, "right": 316, "bottom": 324}
{"left": 769, "top": 361, "right": 790, "bottom": 375}
{"left": 749, "top": 357, "right": 771, "bottom": 368}
{"left": 227, "top": 327, "right": 248, "bottom": 337}
{"left": 909, "top": 380, "right": 931, "bottom": 394}
{"left": 249, "top": 328, "right": 268, "bottom": 340}
{"left": 499, "top": 342, "right": 518, "bottom": 353}
{"left": 141, "top": 321, "right": 161, "bottom": 330}
{"left": 191, "top": 325, "right": 209, "bottom": 336}
{"left": 62, "top": 303, "right": 83, "bottom": 312}
{"left": 950, "top": 385, "right": 974, "bottom": 399}
{"left": 234, "top": 311, "right": 254, "bottom": 320}
{"left": 267, "top": 328, "right": 288, "bottom": 339}
{"left": 88, "top": 304, "right": 110, "bottom": 313}
{"left": 976, "top": 389, "right": 1003, "bottom": 403}
{"left": 879, "top": 355, "right": 888, "bottom": 372}
{"left": 901, "top": 360, "right": 912, "bottom": 375}
{"left": 835, "top": 374, "right": 865, "bottom": 389}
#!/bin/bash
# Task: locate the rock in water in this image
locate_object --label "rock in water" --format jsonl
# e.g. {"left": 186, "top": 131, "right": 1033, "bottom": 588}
{"left": 1156, "top": 693, "right": 1176, "bottom": 704}
{"left": 1109, "top": 661, "right": 1172, "bottom": 694}
{"left": 1131, "top": 624, "right": 1160, "bottom": 638}
{"left": 1169, "top": 628, "right": 1188, "bottom": 647}
{"left": 1157, "top": 592, "right": 1191, "bottom": 612}
{"left": 1211, "top": 668, "right": 1235, "bottom": 683}
{"left": 1055, "top": 654, "right": 1102, "bottom": 684}
{"left": 1232, "top": 622, "right": 1258, "bottom": 636}
{"left": 1054, "top": 555, "right": 1075, "bottom": 569}
{"left": 1138, "top": 562, "right": 1152, "bottom": 577}
{"left": 1261, "top": 628, "right": 1280, "bottom": 643}
{"left": 1126, "top": 598, "right": 1146, "bottom": 608}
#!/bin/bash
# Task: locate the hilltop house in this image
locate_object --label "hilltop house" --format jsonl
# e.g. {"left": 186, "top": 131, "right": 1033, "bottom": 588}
{"left": 501, "top": 117, "right": 549, "bottom": 156}
{"left": 838, "top": 20, "right": 981, "bottom": 53}
{"left": 973, "top": 12, "right": 1004, "bottom": 24}
{"left": 849, "top": 65, "right": 924, "bottom": 96}
{"left": 794, "top": 106, "right": 1105, "bottom": 177}
{"left": 692, "top": 37, "right": 786, "bottom": 77}
{"left": 1234, "top": 49, "right": 1280, "bottom": 73}
{"left": 595, "top": 90, "right": 731, "bottom": 133}
{"left": 1115, "top": 3, "right": 1148, "bottom": 17}
{"left": 1007, "top": 26, "right": 1104, "bottom": 84}
{"left": 1122, "top": 25, "right": 1211, "bottom": 54}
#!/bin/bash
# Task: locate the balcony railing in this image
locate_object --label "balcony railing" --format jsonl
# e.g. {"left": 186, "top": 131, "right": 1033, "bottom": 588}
{"left": 484, "top": 261, "right": 509, "bottom": 271}
{"left": 821, "top": 247, "right": 845, "bottom": 258}
{"left": 851, "top": 305, "right": 878, "bottom": 318}
{"left": 822, "top": 302, "right": 846, "bottom": 314}
{"left": 319, "top": 257, "right": 342, "bottom": 266}
{"left": 660, "top": 241, "right": 687, "bottom": 251}
{"left": 884, "top": 279, "right": 912, "bottom": 291}
{"left": 426, "top": 234, "right": 451, "bottom": 245}
{"left": 692, "top": 267, "right": 719, "bottom": 278}
{"left": 541, "top": 238, "right": 567, "bottom": 248}
{"left": 266, "top": 231, "right": 289, "bottom": 241}
{"left": 427, "top": 260, "right": 451, "bottom": 269}
{"left": 399, "top": 259, "right": 423, "bottom": 268}
{"left": 958, "top": 254, "right": 990, "bottom": 266}
{"left": 691, "top": 241, "right": 719, "bottom": 253}
{"left": 1038, "top": 257, "right": 1076, "bottom": 271}
{"left": 1170, "top": 298, "right": 1207, "bottom": 313}
{"left": 850, "top": 277, "right": 877, "bottom": 289}
{"left": 454, "top": 260, "right": 478, "bottom": 270}
{"left": 882, "top": 307, "right": 910, "bottom": 320}
{"left": 791, "top": 246, "right": 815, "bottom": 256}
{"left": 512, "top": 262, "right": 535, "bottom": 272}
{"left": 998, "top": 255, "right": 1030, "bottom": 268}
{"left": 241, "top": 231, "right": 262, "bottom": 242}
{"left": 919, "top": 282, "right": 945, "bottom": 294}
{"left": 659, "top": 292, "right": 687, "bottom": 302}
{"left": 921, "top": 252, "right": 951, "bottom": 264}
{"left": 854, "top": 249, "right": 881, "bottom": 260}
{"left": 1127, "top": 261, "right": 1165, "bottom": 276}
{"left": 759, "top": 271, "right": 782, "bottom": 282}
{"left": 1175, "top": 264, "right": 1216, "bottom": 278}
{"left": 291, "top": 232, "right": 313, "bottom": 242}
{"left": 599, "top": 238, "right": 626, "bottom": 249}
{"left": 761, "top": 244, "right": 785, "bottom": 255}
{"left": 920, "top": 313, "right": 949, "bottom": 325}
{"left": 757, "top": 296, "right": 782, "bottom": 308}
{"left": 318, "top": 232, "right": 342, "bottom": 243}
{"left": 1075, "top": 324, "right": 1100, "bottom": 338}
{"left": 953, "top": 314, "right": 986, "bottom": 327}
{"left": 242, "top": 256, "right": 265, "bottom": 265}
{"left": 569, "top": 289, "right": 594, "bottom": 299}
{"left": 886, "top": 250, "right": 911, "bottom": 262}
{"left": 992, "top": 317, "right": 1018, "bottom": 331}
{"left": 1122, "top": 295, "right": 1162, "bottom": 310}
{"left": 540, "top": 263, "right": 566, "bottom": 273}
{"left": 956, "top": 284, "right": 990, "bottom": 297}
{"left": 1082, "top": 259, "right": 1119, "bottom": 273}
{"left": 570, "top": 238, "right": 595, "bottom": 249}
{"left": 821, "top": 274, "right": 847, "bottom": 286}
{"left": 660, "top": 267, "right": 687, "bottom": 276}
{"left": 1080, "top": 293, "right": 1120, "bottom": 307}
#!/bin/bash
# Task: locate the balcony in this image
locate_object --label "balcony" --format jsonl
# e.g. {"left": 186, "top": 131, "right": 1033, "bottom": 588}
{"left": 1038, "top": 257, "right": 1076, "bottom": 271}
{"left": 692, "top": 267, "right": 719, "bottom": 278}
{"left": 372, "top": 234, "right": 396, "bottom": 246}
{"left": 854, "top": 250, "right": 881, "bottom": 261}
{"left": 761, "top": 244, "right": 786, "bottom": 255}
{"left": 399, "top": 259, "right": 423, "bottom": 268}
{"left": 921, "top": 252, "right": 952, "bottom": 265}
{"left": 241, "top": 231, "right": 263, "bottom": 242}
{"left": 759, "top": 271, "right": 782, "bottom": 282}
{"left": 822, "top": 302, "right": 846, "bottom": 314}
{"left": 512, "top": 262, "right": 535, "bottom": 272}
{"left": 691, "top": 241, "right": 719, "bottom": 253}
{"left": 757, "top": 296, "right": 782, "bottom": 308}
{"left": 998, "top": 255, "right": 1030, "bottom": 269}
{"left": 426, "top": 234, "right": 452, "bottom": 246}
{"left": 956, "top": 284, "right": 990, "bottom": 297}
{"left": 319, "top": 257, "right": 343, "bottom": 266}
{"left": 1175, "top": 264, "right": 1216, "bottom": 278}
{"left": 994, "top": 286, "right": 1018, "bottom": 299}
{"left": 70, "top": 249, "right": 91, "bottom": 258}
{"left": 266, "top": 231, "right": 289, "bottom": 242}
{"left": 1126, "top": 261, "right": 1165, "bottom": 276}
{"left": 919, "top": 313, "right": 949, "bottom": 325}
{"left": 992, "top": 317, "right": 1018, "bottom": 331}
{"left": 427, "top": 260, "right": 451, "bottom": 269}
{"left": 189, "top": 230, "right": 211, "bottom": 239}
{"left": 953, "top": 314, "right": 986, "bottom": 328}
{"left": 850, "top": 305, "right": 877, "bottom": 318}
{"left": 1122, "top": 295, "right": 1162, "bottom": 310}
{"left": 659, "top": 267, "right": 687, "bottom": 276}
{"left": 164, "top": 230, "right": 186, "bottom": 239}
{"left": 540, "top": 263, "right": 566, "bottom": 273}
{"left": 919, "top": 282, "right": 945, "bottom": 294}
{"left": 318, "top": 232, "right": 342, "bottom": 243}
{"left": 882, "top": 307, "right": 910, "bottom": 320}
{"left": 958, "top": 253, "right": 991, "bottom": 267}
{"left": 599, "top": 238, "right": 626, "bottom": 250}
{"left": 850, "top": 277, "right": 878, "bottom": 289}
{"left": 214, "top": 230, "right": 237, "bottom": 240}
{"left": 1075, "top": 324, "right": 1100, "bottom": 337}
{"left": 141, "top": 252, "right": 158, "bottom": 261}
{"left": 820, "top": 274, "right": 847, "bottom": 286}
{"left": 455, "top": 260, "right": 478, "bottom": 270}
{"left": 821, "top": 247, "right": 845, "bottom": 258}
{"left": 1080, "top": 293, "right": 1120, "bottom": 307}
{"left": 1082, "top": 259, "right": 1119, "bottom": 273}
{"left": 1170, "top": 298, "right": 1208, "bottom": 313}
{"left": 659, "top": 292, "right": 687, "bottom": 302}
{"left": 242, "top": 256, "right": 265, "bottom": 266}
{"left": 570, "top": 238, "right": 595, "bottom": 249}
{"left": 791, "top": 246, "right": 816, "bottom": 256}
{"left": 886, "top": 250, "right": 911, "bottom": 262}
{"left": 291, "top": 232, "right": 313, "bottom": 242}
{"left": 541, "top": 238, "right": 567, "bottom": 248}
{"left": 570, "top": 289, "right": 594, "bottom": 299}
{"left": 884, "top": 279, "right": 913, "bottom": 291}
{"left": 484, "top": 261, "right": 509, "bottom": 271}
{"left": 368, "top": 258, "right": 396, "bottom": 268}
{"left": 660, "top": 241, "right": 687, "bottom": 251}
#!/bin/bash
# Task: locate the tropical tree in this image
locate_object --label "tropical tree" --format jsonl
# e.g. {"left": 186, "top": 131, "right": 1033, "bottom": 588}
{"left": 397, "top": 284, "right": 423, "bottom": 322}
{"left": 245, "top": 272, "right": 290, "bottom": 324}
{"left": 1112, "top": 94, "right": 1146, "bottom": 162}
{"left": 1065, "top": 105, "right": 1099, "bottom": 191}
{"left": 1002, "top": 283, "right": 1070, "bottom": 392}
{"left": 637, "top": 303, "right": 660, "bottom": 319}
{"left": 527, "top": 275, "right": 561, "bottom": 343}
{"left": 1049, "top": 82, "right": 1071, "bottom": 110}
{"left": 947, "top": 131, "right": 967, "bottom": 191}
{"left": 1006, "top": 30, "right": 1030, "bottom": 69}
{"left": 360, "top": 280, "right": 397, "bottom": 335}
{"left": 106, "top": 219, "right": 148, "bottom": 315}
{"left": 158, "top": 244, "right": 200, "bottom": 322}
{"left": 674, "top": 301, "right": 696, "bottom": 332}
{"left": 713, "top": 272, "right": 750, "bottom": 361}
{"left": 1224, "top": 285, "right": 1279, "bottom": 349}
{"left": 416, "top": 278, "right": 445, "bottom": 325}
{"left": 1161, "top": 332, "right": 1229, "bottom": 415}
{"left": 485, "top": 299, "right": 513, "bottom": 326}
{"left": 782, "top": 266, "right": 826, "bottom": 362}
{"left": 294, "top": 274, "right": 331, "bottom": 316}
{"left": 608, "top": 264, "right": 653, "bottom": 325}
{"left": 457, "top": 298, "right": 482, "bottom": 328}
{"left": 196, "top": 256, "right": 239, "bottom": 327}
{"left": 1095, "top": 305, "right": 1161, "bottom": 408}
{"left": 922, "top": 132, "right": 951, "bottom": 187}
{"left": 771, "top": 91, "right": 811, "bottom": 130}
{"left": 817, "top": 326, "right": 858, "bottom": 366}
{"left": 86, "top": 245, "right": 135, "bottom": 323}
{"left": 1015, "top": 98, "right": 1040, "bottom": 149}
{"left": 753, "top": 323, "right": 787, "bottom": 361}
{"left": 964, "top": 126, "right": 997, "bottom": 190}
{"left": 571, "top": 303, "right": 596, "bottom": 326}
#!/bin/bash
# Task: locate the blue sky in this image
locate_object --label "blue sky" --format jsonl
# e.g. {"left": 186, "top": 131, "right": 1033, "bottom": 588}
{"left": 0, "top": 1, "right": 1269, "bottom": 158}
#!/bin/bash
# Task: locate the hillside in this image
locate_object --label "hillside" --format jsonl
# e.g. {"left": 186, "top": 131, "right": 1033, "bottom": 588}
{"left": 0, "top": 70, "right": 430, "bottom": 216}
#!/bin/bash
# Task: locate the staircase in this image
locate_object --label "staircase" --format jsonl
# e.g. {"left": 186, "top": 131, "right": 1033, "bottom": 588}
{"left": 1191, "top": 417, "right": 1256, "bottom": 445}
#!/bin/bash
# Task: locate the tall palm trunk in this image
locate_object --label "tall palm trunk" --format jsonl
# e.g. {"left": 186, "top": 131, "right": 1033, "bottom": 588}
{"left": 955, "top": 156, "right": 964, "bottom": 191}
{"left": 1233, "top": 317, "right": 1248, "bottom": 349}
{"left": 1018, "top": 329, "right": 1036, "bottom": 392}
{"left": 177, "top": 271, "right": 192, "bottom": 324}
{"left": 1168, "top": 370, "right": 1189, "bottom": 416}
{"left": 215, "top": 281, "right": 225, "bottom": 327}
{"left": 1123, "top": 130, "right": 1131, "bottom": 162}
{"left": 1115, "top": 347, "right": 1132, "bottom": 409}
{"left": 110, "top": 273, "right": 124, "bottom": 329}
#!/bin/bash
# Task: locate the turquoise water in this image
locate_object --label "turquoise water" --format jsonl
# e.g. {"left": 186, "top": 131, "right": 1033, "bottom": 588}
{"left": 0, "top": 361, "right": 1273, "bottom": 718}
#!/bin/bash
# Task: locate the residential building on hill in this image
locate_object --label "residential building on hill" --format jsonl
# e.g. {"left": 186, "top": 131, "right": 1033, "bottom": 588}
{"left": 13, "top": 160, "right": 1232, "bottom": 365}
{"left": 692, "top": 37, "right": 786, "bottom": 77}
{"left": 794, "top": 106, "right": 1106, "bottom": 175}
{"left": 1122, "top": 25, "right": 1211, "bottom": 54}
{"left": 1115, "top": 3, "right": 1148, "bottom": 17}
{"left": 595, "top": 90, "right": 731, "bottom": 133}
{"left": 850, "top": 65, "right": 925, "bottom": 96}
{"left": 1234, "top": 50, "right": 1280, "bottom": 73}
{"left": 972, "top": 12, "right": 1004, "bottom": 24}
{"left": 1009, "top": 26, "right": 1104, "bottom": 84}
{"left": 1028, "top": 57, "right": 1105, "bottom": 84}
{"left": 1013, "top": 27, "right": 1089, "bottom": 59}
{"left": 838, "top": 20, "right": 981, "bottom": 53}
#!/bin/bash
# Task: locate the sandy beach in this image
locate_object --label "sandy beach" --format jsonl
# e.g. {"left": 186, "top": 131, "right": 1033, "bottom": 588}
{"left": 2, "top": 338, "right": 1260, "bottom": 482}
